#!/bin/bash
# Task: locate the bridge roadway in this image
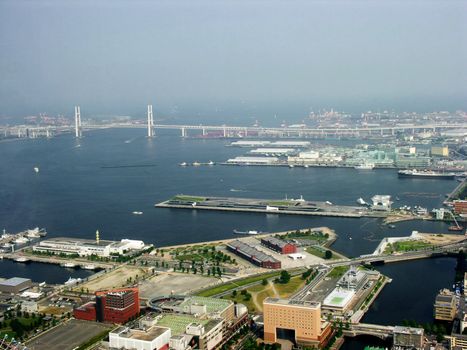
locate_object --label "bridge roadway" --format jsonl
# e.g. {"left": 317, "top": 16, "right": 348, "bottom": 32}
{"left": 3, "top": 122, "right": 465, "bottom": 138}
{"left": 344, "top": 323, "right": 395, "bottom": 339}
{"left": 289, "top": 239, "right": 466, "bottom": 301}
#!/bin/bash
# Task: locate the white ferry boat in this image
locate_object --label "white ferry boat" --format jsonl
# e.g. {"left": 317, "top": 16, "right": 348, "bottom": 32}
{"left": 354, "top": 163, "right": 374, "bottom": 170}
{"left": 233, "top": 229, "right": 260, "bottom": 235}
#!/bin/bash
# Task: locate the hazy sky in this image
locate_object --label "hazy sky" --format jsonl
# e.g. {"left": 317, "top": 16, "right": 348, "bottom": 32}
{"left": 0, "top": 0, "right": 466, "bottom": 120}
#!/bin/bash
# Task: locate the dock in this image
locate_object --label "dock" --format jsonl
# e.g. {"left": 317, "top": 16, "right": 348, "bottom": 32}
{"left": 155, "top": 195, "right": 389, "bottom": 219}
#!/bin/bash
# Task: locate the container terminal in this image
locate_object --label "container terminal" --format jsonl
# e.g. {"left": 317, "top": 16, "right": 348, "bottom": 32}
{"left": 155, "top": 194, "right": 395, "bottom": 218}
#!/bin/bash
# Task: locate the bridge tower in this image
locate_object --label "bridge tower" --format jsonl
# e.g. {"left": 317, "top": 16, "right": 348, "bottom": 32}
{"left": 74, "top": 106, "right": 82, "bottom": 138}
{"left": 147, "top": 104, "right": 154, "bottom": 137}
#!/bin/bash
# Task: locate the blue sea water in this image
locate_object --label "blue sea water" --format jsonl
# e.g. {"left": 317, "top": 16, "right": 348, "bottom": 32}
{"left": 0, "top": 128, "right": 460, "bottom": 321}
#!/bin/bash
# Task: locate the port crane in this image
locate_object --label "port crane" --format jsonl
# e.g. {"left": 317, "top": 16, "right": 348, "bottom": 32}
{"left": 446, "top": 210, "right": 463, "bottom": 231}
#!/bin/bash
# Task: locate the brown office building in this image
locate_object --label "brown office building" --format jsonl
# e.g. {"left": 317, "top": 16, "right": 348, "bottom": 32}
{"left": 263, "top": 298, "right": 331, "bottom": 347}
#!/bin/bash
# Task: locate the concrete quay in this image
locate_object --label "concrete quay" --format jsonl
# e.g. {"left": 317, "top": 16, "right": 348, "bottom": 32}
{"left": 2, "top": 252, "right": 113, "bottom": 270}
{"left": 156, "top": 195, "right": 389, "bottom": 219}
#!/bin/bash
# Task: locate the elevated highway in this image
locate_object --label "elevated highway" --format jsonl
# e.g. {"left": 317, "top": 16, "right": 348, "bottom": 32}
{"left": 2, "top": 122, "right": 465, "bottom": 139}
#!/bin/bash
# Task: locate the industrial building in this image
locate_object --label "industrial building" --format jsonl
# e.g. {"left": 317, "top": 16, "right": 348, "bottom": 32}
{"left": 0, "top": 277, "right": 32, "bottom": 294}
{"left": 250, "top": 148, "right": 295, "bottom": 156}
{"left": 431, "top": 145, "right": 449, "bottom": 157}
{"left": 263, "top": 298, "right": 331, "bottom": 347}
{"left": 260, "top": 236, "right": 297, "bottom": 254}
{"left": 453, "top": 200, "right": 467, "bottom": 215}
{"left": 434, "top": 289, "right": 456, "bottom": 321}
{"left": 33, "top": 237, "right": 145, "bottom": 257}
{"left": 226, "top": 240, "right": 281, "bottom": 269}
{"left": 74, "top": 287, "right": 140, "bottom": 324}
{"left": 393, "top": 326, "right": 424, "bottom": 350}
{"left": 226, "top": 156, "right": 279, "bottom": 165}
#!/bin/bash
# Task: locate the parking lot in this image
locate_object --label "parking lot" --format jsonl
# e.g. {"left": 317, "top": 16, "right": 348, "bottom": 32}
{"left": 26, "top": 319, "right": 113, "bottom": 350}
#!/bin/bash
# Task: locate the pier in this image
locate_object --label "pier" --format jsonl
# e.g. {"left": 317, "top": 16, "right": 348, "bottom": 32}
{"left": 155, "top": 194, "right": 389, "bottom": 219}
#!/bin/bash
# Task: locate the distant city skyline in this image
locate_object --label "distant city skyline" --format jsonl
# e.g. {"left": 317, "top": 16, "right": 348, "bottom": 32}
{"left": 0, "top": 0, "right": 466, "bottom": 120}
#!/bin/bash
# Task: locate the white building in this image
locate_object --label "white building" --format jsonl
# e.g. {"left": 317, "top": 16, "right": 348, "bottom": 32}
{"left": 226, "top": 156, "right": 279, "bottom": 165}
{"left": 21, "top": 300, "right": 38, "bottom": 313}
{"left": 33, "top": 237, "right": 146, "bottom": 257}
{"left": 109, "top": 325, "right": 171, "bottom": 350}
{"left": 371, "top": 195, "right": 392, "bottom": 211}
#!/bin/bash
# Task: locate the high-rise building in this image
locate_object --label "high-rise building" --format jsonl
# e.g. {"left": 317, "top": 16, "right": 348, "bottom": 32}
{"left": 434, "top": 289, "right": 456, "bottom": 321}
{"left": 74, "top": 287, "right": 140, "bottom": 324}
{"left": 263, "top": 298, "right": 331, "bottom": 347}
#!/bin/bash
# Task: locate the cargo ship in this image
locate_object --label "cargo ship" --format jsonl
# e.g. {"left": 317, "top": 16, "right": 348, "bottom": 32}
{"left": 398, "top": 169, "right": 455, "bottom": 179}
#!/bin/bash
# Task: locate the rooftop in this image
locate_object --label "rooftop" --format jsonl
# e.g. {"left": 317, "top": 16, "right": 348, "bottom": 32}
{"left": 263, "top": 297, "right": 320, "bottom": 309}
{"left": 323, "top": 288, "right": 355, "bottom": 308}
{"left": 227, "top": 240, "right": 279, "bottom": 263}
{"left": 156, "top": 314, "right": 210, "bottom": 336}
{"left": 42, "top": 237, "right": 115, "bottom": 247}
{"left": 0, "top": 277, "right": 31, "bottom": 287}
{"left": 393, "top": 326, "right": 424, "bottom": 335}
{"left": 261, "top": 236, "right": 292, "bottom": 249}
{"left": 112, "top": 325, "right": 170, "bottom": 341}
{"left": 179, "top": 296, "right": 232, "bottom": 314}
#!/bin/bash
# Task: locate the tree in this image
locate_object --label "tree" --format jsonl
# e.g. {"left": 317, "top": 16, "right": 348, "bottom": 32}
{"left": 262, "top": 278, "right": 268, "bottom": 286}
{"left": 278, "top": 270, "right": 291, "bottom": 284}
{"left": 324, "top": 250, "right": 333, "bottom": 259}
{"left": 232, "top": 290, "right": 237, "bottom": 297}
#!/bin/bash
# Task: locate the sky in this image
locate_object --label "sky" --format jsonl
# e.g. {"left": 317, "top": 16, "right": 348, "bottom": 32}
{"left": 0, "top": 0, "right": 466, "bottom": 122}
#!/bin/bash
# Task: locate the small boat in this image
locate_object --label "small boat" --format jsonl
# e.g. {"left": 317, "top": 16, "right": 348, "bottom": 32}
{"left": 356, "top": 197, "right": 366, "bottom": 205}
{"left": 132, "top": 211, "right": 143, "bottom": 215}
{"left": 388, "top": 224, "right": 396, "bottom": 229}
{"left": 179, "top": 162, "right": 187, "bottom": 166}
{"left": 83, "top": 264, "right": 96, "bottom": 270}
{"left": 208, "top": 161, "right": 215, "bottom": 166}
{"left": 192, "top": 162, "right": 201, "bottom": 166}
{"left": 354, "top": 163, "right": 374, "bottom": 170}
{"left": 325, "top": 201, "right": 333, "bottom": 205}
{"left": 14, "top": 257, "right": 30, "bottom": 263}
{"left": 33, "top": 167, "right": 39, "bottom": 173}
{"left": 62, "top": 262, "right": 77, "bottom": 268}
{"left": 349, "top": 237, "right": 352, "bottom": 240}
{"left": 289, "top": 164, "right": 295, "bottom": 168}
{"left": 304, "top": 165, "right": 309, "bottom": 168}
{"left": 64, "top": 277, "right": 82, "bottom": 286}
{"left": 449, "top": 225, "right": 464, "bottom": 232}
{"left": 233, "top": 229, "right": 260, "bottom": 235}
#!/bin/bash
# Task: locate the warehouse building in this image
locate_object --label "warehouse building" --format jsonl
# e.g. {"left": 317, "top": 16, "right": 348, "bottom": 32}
{"left": 260, "top": 237, "right": 297, "bottom": 254}
{"left": 0, "top": 277, "right": 32, "bottom": 294}
{"left": 226, "top": 240, "right": 281, "bottom": 269}
{"left": 33, "top": 237, "right": 146, "bottom": 257}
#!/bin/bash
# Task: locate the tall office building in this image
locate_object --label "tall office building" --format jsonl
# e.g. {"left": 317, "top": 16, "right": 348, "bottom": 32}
{"left": 263, "top": 298, "right": 331, "bottom": 347}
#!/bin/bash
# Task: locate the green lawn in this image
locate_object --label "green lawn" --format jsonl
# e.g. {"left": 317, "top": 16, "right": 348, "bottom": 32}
{"left": 384, "top": 240, "right": 433, "bottom": 254}
{"left": 196, "top": 271, "right": 282, "bottom": 297}
{"left": 172, "top": 195, "right": 206, "bottom": 202}
{"left": 274, "top": 276, "right": 306, "bottom": 297}
{"left": 327, "top": 266, "right": 349, "bottom": 278}
{"left": 267, "top": 201, "right": 292, "bottom": 206}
